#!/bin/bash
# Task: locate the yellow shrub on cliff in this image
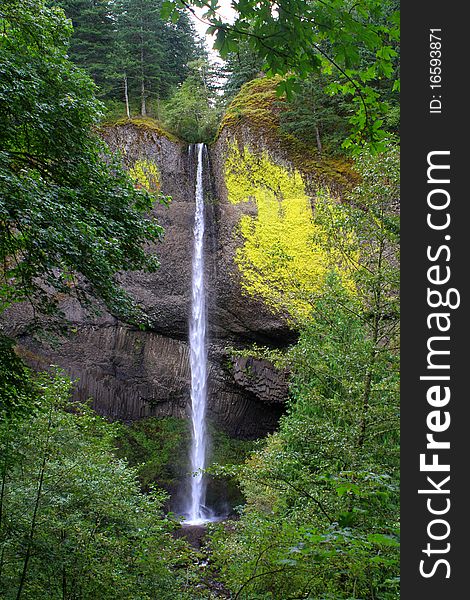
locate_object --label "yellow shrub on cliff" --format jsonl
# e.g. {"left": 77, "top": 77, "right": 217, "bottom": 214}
{"left": 129, "top": 159, "right": 160, "bottom": 194}
{"left": 225, "top": 142, "right": 354, "bottom": 322}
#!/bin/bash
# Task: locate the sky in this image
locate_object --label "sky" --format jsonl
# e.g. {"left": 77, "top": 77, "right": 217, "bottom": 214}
{"left": 189, "top": 1, "right": 236, "bottom": 65}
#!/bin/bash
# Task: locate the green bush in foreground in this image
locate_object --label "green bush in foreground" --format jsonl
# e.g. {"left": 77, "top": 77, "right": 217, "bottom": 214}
{"left": 0, "top": 371, "right": 186, "bottom": 599}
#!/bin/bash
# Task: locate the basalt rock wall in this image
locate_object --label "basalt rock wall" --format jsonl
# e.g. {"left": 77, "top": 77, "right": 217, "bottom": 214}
{"left": 4, "top": 119, "right": 291, "bottom": 439}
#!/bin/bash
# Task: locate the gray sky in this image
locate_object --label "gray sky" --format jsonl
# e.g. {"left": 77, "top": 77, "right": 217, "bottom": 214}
{"left": 189, "top": 1, "right": 236, "bottom": 64}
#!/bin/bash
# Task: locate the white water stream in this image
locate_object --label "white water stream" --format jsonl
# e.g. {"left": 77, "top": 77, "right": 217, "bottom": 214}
{"left": 185, "top": 143, "right": 210, "bottom": 525}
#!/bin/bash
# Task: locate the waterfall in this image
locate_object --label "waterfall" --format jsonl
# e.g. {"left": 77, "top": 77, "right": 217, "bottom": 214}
{"left": 186, "top": 143, "right": 210, "bottom": 525}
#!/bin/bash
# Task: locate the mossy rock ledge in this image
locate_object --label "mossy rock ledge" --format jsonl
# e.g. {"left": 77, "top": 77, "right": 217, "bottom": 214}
{"left": 208, "top": 77, "right": 359, "bottom": 325}
{"left": 212, "top": 77, "right": 359, "bottom": 199}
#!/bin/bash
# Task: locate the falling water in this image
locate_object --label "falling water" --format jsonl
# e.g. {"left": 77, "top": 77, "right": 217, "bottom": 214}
{"left": 186, "top": 143, "right": 210, "bottom": 525}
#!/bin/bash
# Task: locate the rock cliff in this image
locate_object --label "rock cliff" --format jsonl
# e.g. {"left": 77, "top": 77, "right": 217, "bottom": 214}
{"left": 4, "top": 81, "right": 356, "bottom": 438}
{"left": 4, "top": 115, "right": 292, "bottom": 438}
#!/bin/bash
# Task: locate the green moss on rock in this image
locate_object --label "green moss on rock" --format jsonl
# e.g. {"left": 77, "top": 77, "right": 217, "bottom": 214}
{"left": 128, "top": 158, "right": 161, "bottom": 194}
{"left": 219, "top": 76, "right": 284, "bottom": 133}
{"left": 218, "top": 77, "right": 358, "bottom": 189}
{"left": 100, "top": 116, "right": 180, "bottom": 144}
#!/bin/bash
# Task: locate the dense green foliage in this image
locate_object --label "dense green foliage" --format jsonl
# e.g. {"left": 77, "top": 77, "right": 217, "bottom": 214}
{"left": 54, "top": 0, "right": 223, "bottom": 139}
{"left": 55, "top": 0, "right": 400, "bottom": 147}
{"left": 165, "top": 0, "right": 400, "bottom": 148}
{"left": 210, "top": 147, "right": 400, "bottom": 598}
{"left": 279, "top": 73, "right": 354, "bottom": 156}
{"left": 0, "top": 371, "right": 190, "bottom": 599}
{"left": 222, "top": 38, "right": 265, "bottom": 102}
{"left": 111, "top": 0, "right": 198, "bottom": 115}
{"left": 163, "top": 59, "right": 221, "bottom": 142}
{"left": 53, "top": 0, "right": 400, "bottom": 147}
{"left": 56, "top": 0, "right": 201, "bottom": 114}
{"left": 53, "top": 0, "right": 115, "bottom": 96}
{"left": 1, "top": 0, "right": 400, "bottom": 596}
{"left": 0, "top": 336, "right": 37, "bottom": 421}
{"left": 0, "top": 0, "right": 165, "bottom": 323}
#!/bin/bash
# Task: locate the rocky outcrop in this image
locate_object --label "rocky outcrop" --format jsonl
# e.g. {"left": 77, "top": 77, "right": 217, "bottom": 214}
{"left": 231, "top": 356, "right": 289, "bottom": 405}
{"left": 3, "top": 117, "right": 291, "bottom": 439}
{"left": 99, "top": 121, "right": 194, "bottom": 340}
{"left": 12, "top": 313, "right": 284, "bottom": 437}
{"left": 97, "top": 120, "right": 294, "bottom": 344}
{"left": 6, "top": 72, "right": 360, "bottom": 439}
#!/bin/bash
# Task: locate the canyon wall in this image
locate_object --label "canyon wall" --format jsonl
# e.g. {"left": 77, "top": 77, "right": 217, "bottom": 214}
{"left": 4, "top": 79, "right": 355, "bottom": 438}
{"left": 4, "top": 117, "right": 292, "bottom": 438}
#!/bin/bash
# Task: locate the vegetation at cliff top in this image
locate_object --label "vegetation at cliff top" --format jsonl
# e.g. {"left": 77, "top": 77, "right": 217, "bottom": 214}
{"left": 55, "top": 0, "right": 203, "bottom": 115}
{"left": 55, "top": 0, "right": 399, "bottom": 148}
{"left": 100, "top": 115, "right": 181, "bottom": 143}
{"left": 164, "top": 0, "right": 399, "bottom": 149}
{"left": 220, "top": 76, "right": 359, "bottom": 183}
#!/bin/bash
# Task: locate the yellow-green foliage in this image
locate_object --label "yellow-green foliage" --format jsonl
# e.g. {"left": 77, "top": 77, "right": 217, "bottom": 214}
{"left": 219, "top": 77, "right": 358, "bottom": 189}
{"left": 129, "top": 159, "right": 160, "bottom": 194}
{"left": 225, "top": 142, "right": 355, "bottom": 322}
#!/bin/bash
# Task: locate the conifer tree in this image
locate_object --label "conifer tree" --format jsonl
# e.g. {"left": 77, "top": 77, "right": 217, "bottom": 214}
{"left": 56, "top": 0, "right": 200, "bottom": 113}
{"left": 55, "top": 0, "right": 115, "bottom": 96}
{"left": 113, "top": 0, "right": 200, "bottom": 115}
{"left": 222, "top": 38, "right": 264, "bottom": 102}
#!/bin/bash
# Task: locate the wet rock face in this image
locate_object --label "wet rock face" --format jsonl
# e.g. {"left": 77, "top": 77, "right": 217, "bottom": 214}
{"left": 231, "top": 356, "right": 289, "bottom": 406}
{"left": 3, "top": 122, "right": 292, "bottom": 439}
{"left": 100, "top": 123, "right": 294, "bottom": 345}
{"left": 100, "top": 123, "right": 194, "bottom": 340}
{"left": 13, "top": 319, "right": 283, "bottom": 438}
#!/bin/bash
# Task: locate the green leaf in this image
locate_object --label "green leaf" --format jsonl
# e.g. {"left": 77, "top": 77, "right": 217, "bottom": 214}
{"left": 367, "top": 533, "right": 400, "bottom": 547}
{"left": 159, "top": 1, "right": 175, "bottom": 20}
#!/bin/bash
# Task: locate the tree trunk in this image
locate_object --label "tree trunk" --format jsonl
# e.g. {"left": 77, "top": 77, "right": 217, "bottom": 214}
{"left": 315, "top": 123, "right": 323, "bottom": 156}
{"left": 141, "top": 77, "right": 146, "bottom": 117}
{"left": 140, "top": 27, "right": 146, "bottom": 117}
{"left": 16, "top": 409, "right": 53, "bottom": 599}
{"left": 124, "top": 74, "right": 130, "bottom": 119}
{"left": 358, "top": 365, "right": 374, "bottom": 447}
{"left": 311, "top": 100, "right": 322, "bottom": 155}
{"left": 62, "top": 566, "right": 67, "bottom": 600}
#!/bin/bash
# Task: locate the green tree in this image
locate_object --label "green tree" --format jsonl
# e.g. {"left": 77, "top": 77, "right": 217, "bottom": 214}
{"left": 0, "top": 336, "right": 37, "bottom": 421}
{"left": 113, "top": 0, "right": 199, "bottom": 116}
{"left": 0, "top": 0, "right": 164, "bottom": 324}
{"left": 55, "top": 0, "right": 201, "bottom": 115}
{"left": 163, "top": 0, "right": 400, "bottom": 148}
{"left": 279, "top": 73, "right": 354, "bottom": 156}
{"left": 0, "top": 373, "right": 184, "bottom": 599}
{"left": 163, "top": 58, "right": 220, "bottom": 142}
{"left": 222, "top": 38, "right": 265, "bottom": 102}
{"left": 54, "top": 0, "right": 115, "bottom": 97}
{"left": 314, "top": 144, "right": 400, "bottom": 446}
